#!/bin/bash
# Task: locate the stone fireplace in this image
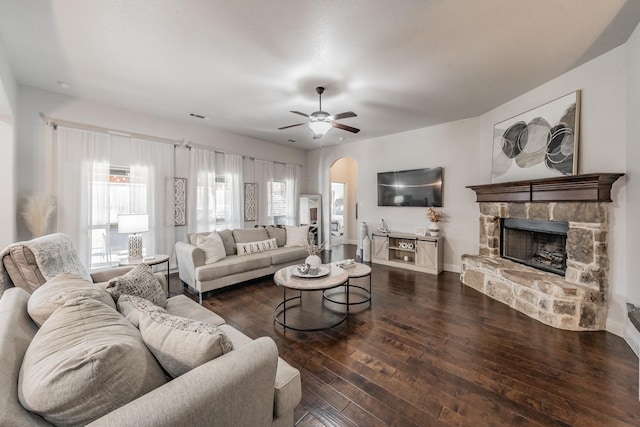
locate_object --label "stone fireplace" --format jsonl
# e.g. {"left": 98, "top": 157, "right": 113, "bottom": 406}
{"left": 461, "top": 173, "right": 623, "bottom": 331}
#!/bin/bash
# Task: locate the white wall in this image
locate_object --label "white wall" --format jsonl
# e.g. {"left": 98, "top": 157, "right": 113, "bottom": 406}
{"left": 15, "top": 84, "right": 307, "bottom": 242}
{"left": 306, "top": 43, "right": 631, "bottom": 336}
{"left": 307, "top": 117, "right": 482, "bottom": 273}
{"left": 0, "top": 36, "right": 17, "bottom": 248}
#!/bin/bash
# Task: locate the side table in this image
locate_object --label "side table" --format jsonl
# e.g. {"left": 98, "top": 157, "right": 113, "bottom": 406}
{"left": 119, "top": 254, "right": 171, "bottom": 297}
{"left": 323, "top": 262, "right": 372, "bottom": 308}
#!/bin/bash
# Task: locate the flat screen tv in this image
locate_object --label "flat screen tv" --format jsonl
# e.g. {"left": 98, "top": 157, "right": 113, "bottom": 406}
{"left": 377, "top": 167, "right": 443, "bottom": 207}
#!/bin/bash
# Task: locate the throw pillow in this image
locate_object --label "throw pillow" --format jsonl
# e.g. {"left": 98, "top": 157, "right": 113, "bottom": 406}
{"left": 236, "top": 238, "right": 278, "bottom": 257}
{"left": 284, "top": 225, "right": 310, "bottom": 247}
{"left": 218, "top": 229, "right": 237, "bottom": 255}
{"left": 27, "top": 272, "right": 116, "bottom": 327}
{"left": 139, "top": 310, "right": 234, "bottom": 378}
{"left": 18, "top": 297, "right": 167, "bottom": 426}
{"left": 117, "top": 294, "right": 168, "bottom": 328}
{"left": 106, "top": 263, "right": 167, "bottom": 308}
{"left": 266, "top": 226, "right": 286, "bottom": 247}
{"left": 196, "top": 231, "right": 227, "bottom": 264}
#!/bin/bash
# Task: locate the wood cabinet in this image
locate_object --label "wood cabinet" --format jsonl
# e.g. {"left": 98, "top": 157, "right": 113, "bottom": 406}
{"left": 371, "top": 232, "right": 443, "bottom": 275}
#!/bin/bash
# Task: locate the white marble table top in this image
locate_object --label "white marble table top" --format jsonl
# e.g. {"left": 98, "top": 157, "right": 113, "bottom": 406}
{"left": 335, "top": 262, "right": 371, "bottom": 278}
{"left": 274, "top": 264, "right": 348, "bottom": 291}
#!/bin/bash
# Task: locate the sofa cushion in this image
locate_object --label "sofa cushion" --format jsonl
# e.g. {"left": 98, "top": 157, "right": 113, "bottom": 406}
{"left": 117, "top": 294, "right": 168, "bottom": 328}
{"left": 218, "top": 229, "right": 237, "bottom": 255}
{"left": 106, "top": 263, "right": 167, "bottom": 308}
{"left": 195, "top": 253, "right": 272, "bottom": 282}
{"left": 270, "top": 247, "right": 308, "bottom": 265}
{"left": 266, "top": 226, "right": 287, "bottom": 247}
{"left": 236, "top": 238, "right": 278, "bottom": 257}
{"left": 28, "top": 272, "right": 115, "bottom": 327}
{"left": 139, "top": 311, "right": 234, "bottom": 378}
{"left": 18, "top": 297, "right": 167, "bottom": 426}
{"left": 233, "top": 228, "right": 269, "bottom": 244}
{"left": 284, "top": 225, "right": 309, "bottom": 247}
{"left": 2, "top": 248, "right": 46, "bottom": 294}
{"left": 196, "top": 232, "right": 227, "bottom": 264}
{"left": 166, "top": 294, "right": 226, "bottom": 326}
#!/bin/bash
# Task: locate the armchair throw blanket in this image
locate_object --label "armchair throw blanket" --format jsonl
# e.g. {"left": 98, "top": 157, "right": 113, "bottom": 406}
{"left": 0, "top": 233, "right": 91, "bottom": 298}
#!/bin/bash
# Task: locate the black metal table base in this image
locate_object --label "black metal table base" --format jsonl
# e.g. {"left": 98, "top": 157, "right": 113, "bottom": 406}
{"left": 275, "top": 282, "right": 349, "bottom": 332}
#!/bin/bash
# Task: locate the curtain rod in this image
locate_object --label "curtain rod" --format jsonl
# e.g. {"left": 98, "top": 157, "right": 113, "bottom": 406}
{"left": 42, "top": 114, "right": 302, "bottom": 167}
{"left": 41, "top": 113, "right": 183, "bottom": 147}
{"left": 185, "top": 140, "right": 302, "bottom": 167}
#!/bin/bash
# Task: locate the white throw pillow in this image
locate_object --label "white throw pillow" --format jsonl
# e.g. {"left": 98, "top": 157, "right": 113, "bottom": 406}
{"left": 139, "top": 310, "right": 234, "bottom": 378}
{"left": 285, "top": 225, "right": 310, "bottom": 247}
{"left": 106, "top": 263, "right": 167, "bottom": 308}
{"left": 27, "top": 272, "right": 116, "bottom": 327}
{"left": 236, "top": 238, "right": 278, "bottom": 257}
{"left": 196, "top": 231, "right": 227, "bottom": 264}
{"left": 18, "top": 297, "right": 167, "bottom": 426}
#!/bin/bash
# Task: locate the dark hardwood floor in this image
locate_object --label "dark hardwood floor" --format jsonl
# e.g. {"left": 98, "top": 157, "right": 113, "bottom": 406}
{"left": 170, "top": 245, "right": 640, "bottom": 426}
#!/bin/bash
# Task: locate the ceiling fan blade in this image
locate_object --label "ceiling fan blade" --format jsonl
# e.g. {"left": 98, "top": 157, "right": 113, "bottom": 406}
{"left": 290, "top": 111, "right": 309, "bottom": 118}
{"left": 332, "top": 122, "right": 360, "bottom": 134}
{"left": 330, "top": 111, "right": 357, "bottom": 121}
{"left": 278, "top": 122, "right": 306, "bottom": 130}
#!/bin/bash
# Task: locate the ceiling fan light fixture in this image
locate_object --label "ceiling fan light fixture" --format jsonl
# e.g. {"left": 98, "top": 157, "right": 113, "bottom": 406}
{"left": 308, "top": 120, "right": 332, "bottom": 137}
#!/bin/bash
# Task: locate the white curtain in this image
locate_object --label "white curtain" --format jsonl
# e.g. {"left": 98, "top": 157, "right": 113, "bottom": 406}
{"left": 285, "top": 164, "right": 300, "bottom": 225}
{"left": 254, "top": 159, "right": 274, "bottom": 225}
{"left": 222, "top": 153, "right": 244, "bottom": 229}
{"left": 55, "top": 127, "right": 175, "bottom": 270}
{"left": 56, "top": 127, "right": 110, "bottom": 268}
{"left": 187, "top": 147, "right": 217, "bottom": 233}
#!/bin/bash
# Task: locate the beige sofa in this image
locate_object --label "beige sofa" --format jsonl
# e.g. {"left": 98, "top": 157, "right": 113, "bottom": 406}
{"left": 176, "top": 227, "right": 308, "bottom": 303}
{"left": 0, "top": 234, "right": 302, "bottom": 426}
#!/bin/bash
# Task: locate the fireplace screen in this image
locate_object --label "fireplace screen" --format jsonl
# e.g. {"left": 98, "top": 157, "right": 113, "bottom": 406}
{"left": 500, "top": 218, "right": 569, "bottom": 275}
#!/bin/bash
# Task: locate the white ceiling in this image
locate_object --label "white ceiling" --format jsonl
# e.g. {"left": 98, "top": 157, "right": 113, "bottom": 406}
{"left": 1, "top": 0, "right": 639, "bottom": 150}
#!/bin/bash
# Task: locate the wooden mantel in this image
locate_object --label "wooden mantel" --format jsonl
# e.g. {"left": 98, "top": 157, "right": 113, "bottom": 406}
{"left": 467, "top": 173, "right": 624, "bottom": 203}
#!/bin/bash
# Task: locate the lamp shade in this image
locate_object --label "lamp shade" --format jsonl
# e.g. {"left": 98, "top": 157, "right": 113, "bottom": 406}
{"left": 308, "top": 121, "right": 332, "bottom": 137}
{"left": 118, "top": 214, "right": 149, "bottom": 234}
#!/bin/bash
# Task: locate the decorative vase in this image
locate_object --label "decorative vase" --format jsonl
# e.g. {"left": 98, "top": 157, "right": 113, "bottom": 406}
{"left": 305, "top": 254, "right": 322, "bottom": 275}
{"left": 362, "top": 235, "right": 371, "bottom": 262}
{"left": 429, "top": 222, "right": 440, "bottom": 237}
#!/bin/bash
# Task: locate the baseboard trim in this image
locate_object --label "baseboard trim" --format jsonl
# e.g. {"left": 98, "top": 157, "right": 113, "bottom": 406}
{"left": 623, "top": 319, "right": 640, "bottom": 358}
{"left": 444, "top": 263, "right": 461, "bottom": 274}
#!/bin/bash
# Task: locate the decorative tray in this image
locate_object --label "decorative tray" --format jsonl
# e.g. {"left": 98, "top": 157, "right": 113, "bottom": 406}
{"left": 291, "top": 265, "right": 331, "bottom": 278}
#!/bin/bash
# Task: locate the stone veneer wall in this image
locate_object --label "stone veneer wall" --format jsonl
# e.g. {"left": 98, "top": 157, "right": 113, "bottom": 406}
{"left": 461, "top": 202, "right": 610, "bottom": 331}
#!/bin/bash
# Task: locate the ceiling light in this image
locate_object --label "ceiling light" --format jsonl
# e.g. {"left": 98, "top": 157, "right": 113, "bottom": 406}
{"left": 308, "top": 121, "right": 332, "bottom": 137}
{"left": 57, "top": 81, "right": 69, "bottom": 89}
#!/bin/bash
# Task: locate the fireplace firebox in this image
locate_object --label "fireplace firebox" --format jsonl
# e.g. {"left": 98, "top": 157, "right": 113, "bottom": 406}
{"left": 500, "top": 218, "right": 569, "bottom": 275}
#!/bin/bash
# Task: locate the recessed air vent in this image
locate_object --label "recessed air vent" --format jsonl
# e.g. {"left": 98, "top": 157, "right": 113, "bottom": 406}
{"left": 189, "top": 113, "right": 206, "bottom": 119}
{"left": 287, "top": 139, "right": 296, "bottom": 143}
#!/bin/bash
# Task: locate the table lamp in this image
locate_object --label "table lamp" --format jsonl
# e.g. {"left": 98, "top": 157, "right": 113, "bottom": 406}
{"left": 118, "top": 214, "right": 149, "bottom": 260}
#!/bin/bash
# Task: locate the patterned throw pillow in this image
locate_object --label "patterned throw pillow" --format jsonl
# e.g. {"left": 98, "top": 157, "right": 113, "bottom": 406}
{"left": 196, "top": 231, "right": 227, "bottom": 264}
{"left": 236, "top": 238, "right": 278, "bottom": 257}
{"left": 106, "top": 263, "right": 167, "bottom": 308}
{"left": 139, "top": 311, "right": 234, "bottom": 378}
{"left": 117, "top": 294, "right": 168, "bottom": 328}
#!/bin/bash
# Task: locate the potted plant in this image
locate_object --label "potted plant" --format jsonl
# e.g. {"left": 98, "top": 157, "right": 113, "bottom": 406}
{"left": 427, "top": 207, "right": 444, "bottom": 236}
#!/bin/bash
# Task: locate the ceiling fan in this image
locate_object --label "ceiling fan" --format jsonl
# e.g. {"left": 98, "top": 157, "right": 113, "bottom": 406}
{"left": 278, "top": 87, "right": 360, "bottom": 139}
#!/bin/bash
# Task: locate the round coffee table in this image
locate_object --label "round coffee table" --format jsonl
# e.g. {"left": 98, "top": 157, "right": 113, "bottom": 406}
{"left": 274, "top": 264, "right": 349, "bottom": 331}
{"left": 323, "top": 262, "right": 372, "bottom": 308}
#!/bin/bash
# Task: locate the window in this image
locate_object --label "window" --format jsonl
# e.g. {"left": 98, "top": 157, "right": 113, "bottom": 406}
{"left": 269, "top": 181, "right": 287, "bottom": 225}
{"left": 195, "top": 173, "right": 229, "bottom": 228}
{"left": 89, "top": 166, "right": 148, "bottom": 269}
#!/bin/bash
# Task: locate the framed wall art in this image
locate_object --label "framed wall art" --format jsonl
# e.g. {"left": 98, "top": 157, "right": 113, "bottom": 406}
{"left": 491, "top": 90, "right": 580, "bottom": 183}
{"left": 244, "top": 183, "right": 257, "bottom": 221}
{"left": 172, "top": 177, "right": 187, "bottom": 226}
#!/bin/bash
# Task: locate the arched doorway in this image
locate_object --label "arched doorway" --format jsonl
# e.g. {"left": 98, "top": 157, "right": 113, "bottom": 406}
{"left": 329, "top": 157, "right": 358, "bottom": 248}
